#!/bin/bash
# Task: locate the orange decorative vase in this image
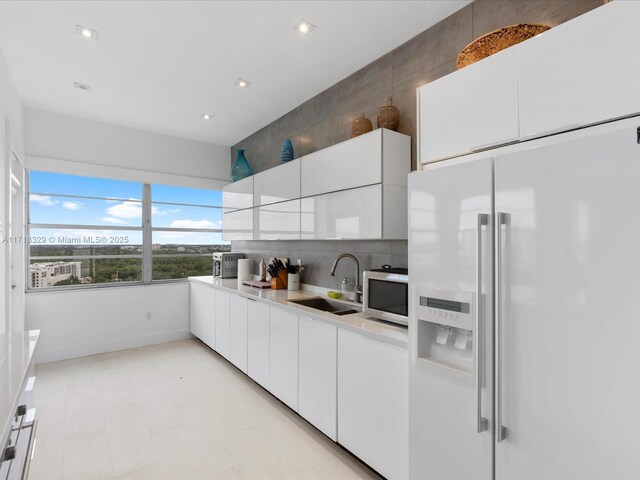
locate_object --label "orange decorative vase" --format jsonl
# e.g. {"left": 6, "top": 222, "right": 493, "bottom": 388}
{"left": 377, "top": 97, "right": 400, "bottom": 131}
{"left": 351, "top": 113, "right": 373, "bottom": 138}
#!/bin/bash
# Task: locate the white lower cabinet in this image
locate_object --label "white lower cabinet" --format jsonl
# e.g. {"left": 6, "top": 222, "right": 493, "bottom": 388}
{"left": 298, "top": 315, "right": 337, "bottom": 440}
{"left": 190, "top": 282, "right": 215, "bottom": 348}
{"left": 337, "top": 328, "right": 408, "bottom": 479}
{"left": 229, "top": 294, "right": 248, "bottom": 373}
{"left": 247, "top": 299, "right": 270, "bottom": 388}
{"left": 269, "top": 307, "right": 299, "bottom": 411}
{"left": 215, "top": 290, "right": 230, "bottom": 359}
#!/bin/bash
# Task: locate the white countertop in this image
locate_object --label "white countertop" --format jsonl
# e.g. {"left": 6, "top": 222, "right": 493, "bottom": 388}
{"left": 189, "top": 276, "right": 408, "bottom": 348}
{"left": 0, "top": 330, "right": 39, "bottom": 446}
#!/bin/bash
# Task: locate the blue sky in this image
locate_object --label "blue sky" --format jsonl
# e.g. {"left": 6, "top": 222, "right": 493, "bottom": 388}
{"left": 29, "top": 171, "right": 227, "bottom": 245}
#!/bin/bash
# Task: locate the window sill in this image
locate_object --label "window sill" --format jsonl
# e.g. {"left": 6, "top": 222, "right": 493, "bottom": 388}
{"left": 25, "top": 278, "right": 191, "bottom": 294}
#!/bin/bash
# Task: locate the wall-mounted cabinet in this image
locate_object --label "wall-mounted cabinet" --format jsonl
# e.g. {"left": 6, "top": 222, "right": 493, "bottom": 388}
{"left": 418, "top": 2, "right": 640, "bottom": 165}
{"left": 254, "top": 158, "right": 300, "bottom": 206}
{"left": 223, "top": 128, "right": 410, "bottom": 240}
{"left": 419, "top": 47, "right": 519, "bottom": 163}
{"left": 222, "top": 207, "right": 254, "bottom": 241}
{"left": 255, "top": 199, "right": 300, "bottom": 240}
{"left": 222, "top": 176, "right": 253, "bottom": 212}
{"left": 518, "top": 1, "right": 640, "bottom": 139}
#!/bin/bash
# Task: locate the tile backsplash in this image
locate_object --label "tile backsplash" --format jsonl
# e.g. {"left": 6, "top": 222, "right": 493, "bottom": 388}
{"left": 232, "top": 240, "right": 407, "bottom": 290}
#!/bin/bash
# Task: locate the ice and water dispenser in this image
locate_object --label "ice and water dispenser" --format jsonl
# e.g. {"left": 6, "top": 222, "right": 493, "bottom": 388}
{"left": 415, "top": 287, "right": 475, "bottom": 374}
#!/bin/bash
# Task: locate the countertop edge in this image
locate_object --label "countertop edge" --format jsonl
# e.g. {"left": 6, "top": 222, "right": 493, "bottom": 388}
{"left": 188, "top": 276, "right": 408, "bottom": 348}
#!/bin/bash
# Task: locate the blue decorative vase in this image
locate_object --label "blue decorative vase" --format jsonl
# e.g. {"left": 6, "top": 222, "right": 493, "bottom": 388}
{"left": 231, "top": 149, "right": 253, "bottom": 182}
{"left": 281, "top": 139, "right": 294, "bottom": 163}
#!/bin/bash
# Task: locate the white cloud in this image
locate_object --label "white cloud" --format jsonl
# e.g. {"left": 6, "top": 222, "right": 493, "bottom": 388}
{"left": 169, "top": 219, "right": 220, "bottom": 229}
{"left": 101, "top": 216, "right": 128, "bottom": 225}
{"left": 62, "top": 201, "right": 83, "bottom": 210}
{"left": 106, "top": 200, "right": 143, "bottom": 219}
{"left": 30, "top": 194, "right": 57, "bottom": 206}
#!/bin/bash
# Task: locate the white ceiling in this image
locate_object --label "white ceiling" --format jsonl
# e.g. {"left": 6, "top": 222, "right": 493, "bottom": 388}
{"left": 0, "top": 1, "right": 470, "bottom": 147}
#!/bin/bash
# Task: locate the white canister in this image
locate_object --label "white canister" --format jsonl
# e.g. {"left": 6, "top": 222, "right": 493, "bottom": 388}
{"left": 237, "top": 259, "right": 252, "bottom": 282}
{"left": 287, "top": 273, "right": 300, "bottom": 291}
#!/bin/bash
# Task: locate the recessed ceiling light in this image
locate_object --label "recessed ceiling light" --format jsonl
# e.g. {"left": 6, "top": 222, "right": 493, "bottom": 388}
{"left": 75, "top": 25, "right": 98, "bottom": 40}
{"left": 73, "top": 82, "right": 92, "bottom": 91}
{"left": 235, "top": 79, "right": 251, "bottom": 88}
{"left": 295, "top": 19, "right": 316, "bottom": 34}
{"left": 201, "top": 113, "right": 212, "bottom": 120}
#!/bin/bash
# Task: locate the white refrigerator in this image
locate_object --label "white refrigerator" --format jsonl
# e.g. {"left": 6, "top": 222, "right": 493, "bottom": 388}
{"left": 408, "top": 117, "right": 640, "bottom": 479}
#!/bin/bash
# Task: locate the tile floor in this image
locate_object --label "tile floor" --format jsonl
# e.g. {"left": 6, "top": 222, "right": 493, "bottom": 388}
{"left": 29, "top": 339, "right": 379, "bottom": 480}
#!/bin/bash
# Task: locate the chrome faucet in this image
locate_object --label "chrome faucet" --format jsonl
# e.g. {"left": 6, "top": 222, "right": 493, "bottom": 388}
{"left": 329, "top": 253, "right": 363, "bottom": 303}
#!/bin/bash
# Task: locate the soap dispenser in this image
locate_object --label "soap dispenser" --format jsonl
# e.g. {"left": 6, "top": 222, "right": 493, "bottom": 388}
{"left": 341, "top": 277, "right": 349, "bottom": 300}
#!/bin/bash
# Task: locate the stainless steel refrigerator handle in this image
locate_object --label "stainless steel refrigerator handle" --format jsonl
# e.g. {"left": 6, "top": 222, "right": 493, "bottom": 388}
{"left": 475, "top": 213, "right": 489, "bottom": 433}
{"left": 495, "top": 211, "right": 508, "bottom": 442}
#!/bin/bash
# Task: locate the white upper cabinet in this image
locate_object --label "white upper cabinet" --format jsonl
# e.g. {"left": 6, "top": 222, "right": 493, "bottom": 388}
{"left": 301, "top": 129, "right": 409, "bottom": 197}
{"left": 519, "top": 1, "right": 640, "bottom": 139}
{"left": 254, "top": 159, "right": 300, "bottom": 206}
{"left": 419, "top": 46, "right": 519, "bottom": 164}
{"left": 301, "top": 185, "right": 382, "bottom": 240}
{"left": 222, "top": 176, "right": 253, "bottom": 212}
{"left": 255, "top": 199, "right": 300, "bottom": 240}
{"left": 222, "top": 208, "right": 254, "bottom": 241}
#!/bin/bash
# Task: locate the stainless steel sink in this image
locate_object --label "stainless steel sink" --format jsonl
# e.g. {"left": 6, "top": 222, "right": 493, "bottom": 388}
{"left": 288, "top": 297, "right": 361, "bottom": 316}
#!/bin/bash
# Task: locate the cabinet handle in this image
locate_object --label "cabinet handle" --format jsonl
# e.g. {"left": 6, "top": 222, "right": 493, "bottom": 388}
{"left": 495, "top": 211, "right": 509, "bottom": 442}
{"left": 475, "top": 213, "right": 489, "bottom": 433}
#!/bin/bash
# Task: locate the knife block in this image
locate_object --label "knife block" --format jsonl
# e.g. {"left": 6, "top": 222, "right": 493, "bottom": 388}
{"left": 271, "top": 270, "right": 288, "bottom": 290}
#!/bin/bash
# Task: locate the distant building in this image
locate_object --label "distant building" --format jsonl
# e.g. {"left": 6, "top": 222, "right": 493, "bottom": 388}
{"left": 152, "top": 243, "right": 161, "bottom": 250}
{"left": 177, "top": 246, "right": 186, "bottom": 252}
{"left": 30, "top": 261, "right": 83, "bottom": 288}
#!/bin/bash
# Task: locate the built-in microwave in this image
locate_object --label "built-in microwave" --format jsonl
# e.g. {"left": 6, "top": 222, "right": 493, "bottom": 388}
{"left": 363, "top": 266, "right": 409, "bottom": 326}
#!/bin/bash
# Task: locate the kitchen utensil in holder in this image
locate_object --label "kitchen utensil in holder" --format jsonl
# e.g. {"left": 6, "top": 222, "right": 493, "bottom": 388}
{"left": 271, "top": 270, "right": 288, "bottom": 289}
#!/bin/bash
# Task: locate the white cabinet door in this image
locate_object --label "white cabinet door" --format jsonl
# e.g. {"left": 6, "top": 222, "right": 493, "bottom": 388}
{"left": 255, "top": 199, "right": 300, "bottom": 240}
{"left": 300, "top": 185, "right": 382, "bottom": 239}
{"left": 254, "top": 159, "right": 300, "bottom": 206}
{"left": 269, "top": 307, "right": 299, "bottom": 411}
{"left": 190, "top": 282, "right": 215, "bottom": 349}
{"left": 301, "top": 129, "right": 382, "bottom": 197}
{"left": 338, "top": 328, "right": 408, "bottom": 479}
{"left": 419, "top": 46, "right": 519, "bottom": 164}
{"left": 223, "top": 176, "right": 253, "bottom": 211}
{"left": 215, "top": 290, "right": 230, "bottom": 359}
{"left": 298, "top": 315, "right": 337, "bottom": 440}
{"left": 229, "top": 294, "right": 248, "bottom": 373}
{"left": 222, "top": 208, "right": 254, "bottom": 241}
{"left": 247, "top": 299, "right": 270, "bottom": 389}
{"left": 519, "top": 2, "right": 640, "bottom": 139}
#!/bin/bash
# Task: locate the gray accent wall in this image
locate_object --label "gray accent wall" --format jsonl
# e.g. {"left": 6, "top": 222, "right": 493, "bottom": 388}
{"left": 232, "top": 240, "right": 407, "bottom": 290}
{"left": 231, "top": 0, "right": 601, "bottom": 173}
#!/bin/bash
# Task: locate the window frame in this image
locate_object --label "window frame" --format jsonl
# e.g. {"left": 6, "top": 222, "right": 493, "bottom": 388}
{"left": 26, "top": 171, "right": 225, "bottom": 292}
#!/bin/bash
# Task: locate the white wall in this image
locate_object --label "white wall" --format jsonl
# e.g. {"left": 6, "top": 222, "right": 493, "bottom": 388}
{"left": 26, "top": 282, "right": 192, "bottom": 364}
{"left": 0, "top": 45, "right": 25, "bottom": 334}
{"left": 24, "top": 108, "right": 231, "bottom": 188}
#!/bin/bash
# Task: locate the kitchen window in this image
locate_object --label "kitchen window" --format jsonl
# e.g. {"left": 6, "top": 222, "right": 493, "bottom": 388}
{"left": 27, "top": 170, "right": 229, "bottom": 290}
